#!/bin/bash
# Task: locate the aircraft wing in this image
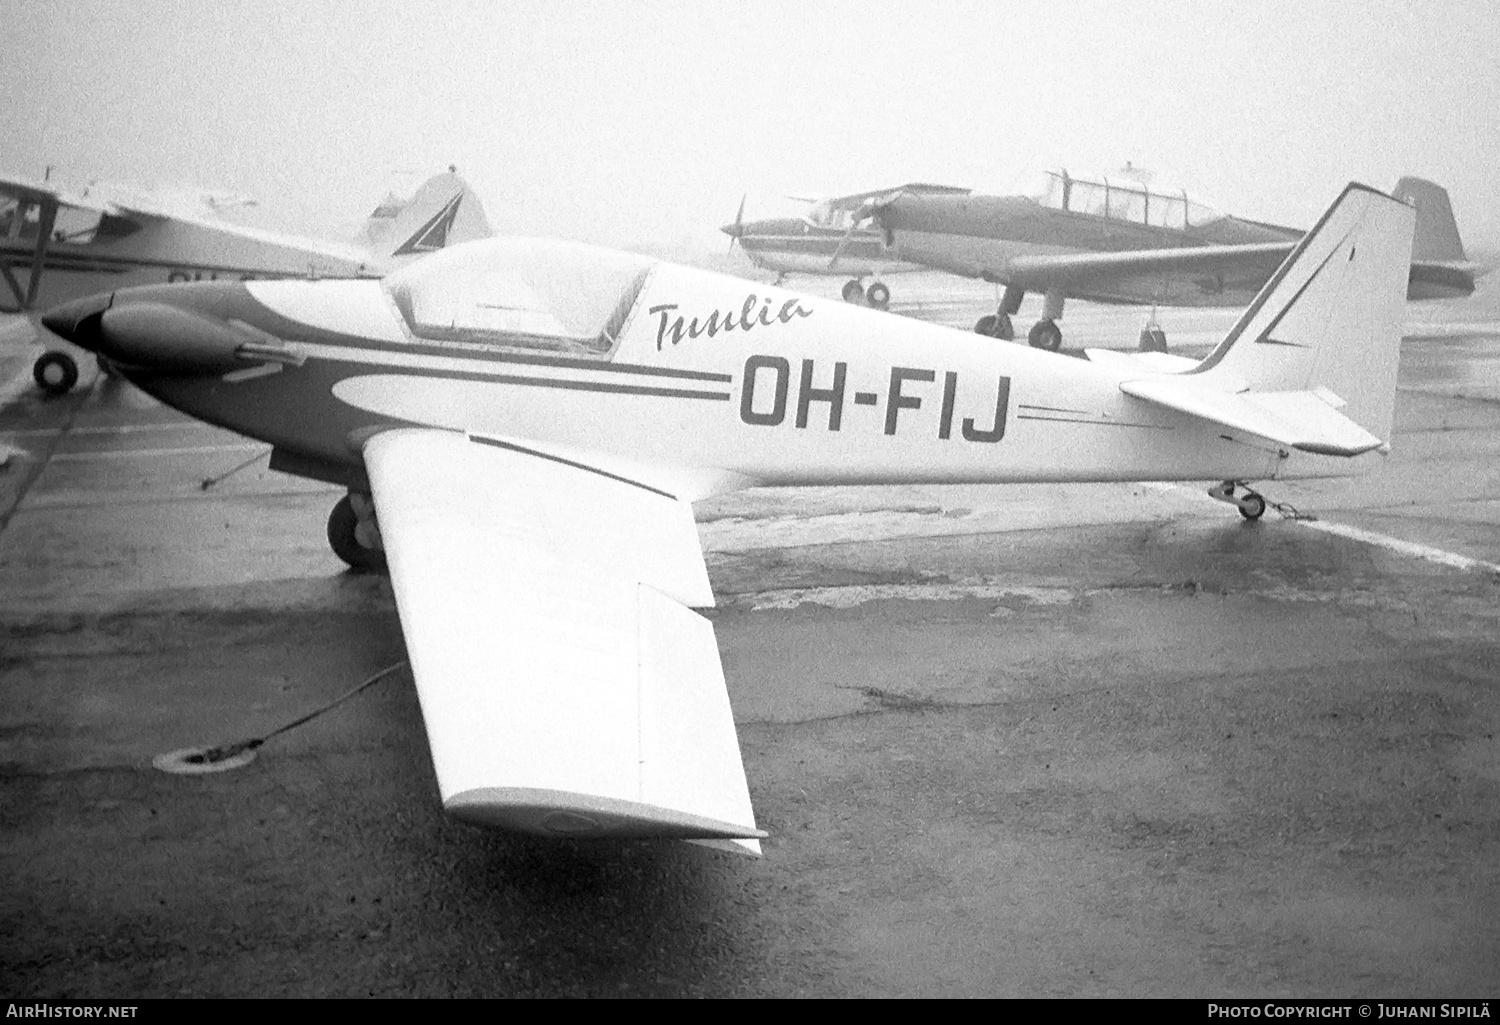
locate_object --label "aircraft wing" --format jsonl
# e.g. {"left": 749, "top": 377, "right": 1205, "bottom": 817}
{"left": 1120, "top": 378, "right": 1384, "bottom": 457}
{"left": 0, "top": 172, "right": 127, "bottom": 218}
{"left": 362, "top": 427, "right": 764, "bottom": 855}
{"left": 998, "top": 242, "right": 1294, "bottom": 292}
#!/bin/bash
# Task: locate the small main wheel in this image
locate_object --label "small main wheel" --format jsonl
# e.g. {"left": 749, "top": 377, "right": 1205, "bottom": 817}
{"left": 327, "top": 494, "right": 387, "bottom": 572}
{"left": 841, "top": 279, "right": 865, "bottom": 303}
{"left": 866, "top": 282, "right": 891, "bottom": 309}
{"left": 1028, "top": 319, "right": 1063, "bottom": 352}
{"left": 1238, "top": 492, "right": 1267, "bottom": 520}
{"left": 33, "top": 351, "right": 79, "bottom": 395}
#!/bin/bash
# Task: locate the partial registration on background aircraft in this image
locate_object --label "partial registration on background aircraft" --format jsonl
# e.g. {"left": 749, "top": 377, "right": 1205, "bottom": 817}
{"left": 0, "top": 166, "right": 492, "bottom": 393}
{"left": 42, "top": 182, "right": 1415, "bottom": 857}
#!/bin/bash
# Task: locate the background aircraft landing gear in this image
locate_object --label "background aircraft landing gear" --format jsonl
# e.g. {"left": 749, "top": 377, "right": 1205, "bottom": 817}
{"left": 1208, "top": 480, "right": 1266, "bottom": 520}
{"left": 841, "top": 279, "right": 865, "bottom": 303}
{"left": 1027, "top": 319, "right": 1063, "bottom": 352}
{"left": 32, "top": 351, "right": 79, "bottom": 396}
{"left": 1139, "top": 308, "right": 1168, "bottom": 352}
{"left": 328, "top": 492, "right": 387, "bottom": 572}
{"left": 973, "top": 312, "right": 1015, "bottom": 340}
{"left": 865, "top": 281, "right": 890, "bottom": 309}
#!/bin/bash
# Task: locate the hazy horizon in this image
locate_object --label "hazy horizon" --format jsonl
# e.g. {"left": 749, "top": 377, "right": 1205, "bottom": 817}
{"left": 7, "top": 1, "right": 1499, "bottom": 256}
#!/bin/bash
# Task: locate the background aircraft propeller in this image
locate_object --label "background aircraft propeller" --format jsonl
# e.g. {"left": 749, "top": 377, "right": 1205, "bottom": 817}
{"left": 725, "top": 193, "right": 747, "bottom": 255}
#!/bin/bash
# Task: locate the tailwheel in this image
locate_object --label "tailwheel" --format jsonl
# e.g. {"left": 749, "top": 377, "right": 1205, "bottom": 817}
{"left": 1208, "top": 480, "right": 1267, "bottom": 520}
{"left": 841, "top": 279, "right": 865, "bottom": 303}
{"left": 1027, "top": 318, "right": 1063, "bottom": 352}
{"left": 866, "top": 281, "right": 891, "bottom": 309}
{"left": 33, "top": 351, "right": 78, "bottom": 395}
{"left": 328, "top": 492, "right": 387, "bottom": 572}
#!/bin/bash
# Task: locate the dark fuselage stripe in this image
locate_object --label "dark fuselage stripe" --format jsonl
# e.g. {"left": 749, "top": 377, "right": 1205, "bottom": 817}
{"left": 337, "top": 358, "right": 733, "bottom": 400}
{"left": 303, "top": 332, "right": 735, "bottom": 383}
{"left": 469, "top": 436, "right": 677, "bottom": 499}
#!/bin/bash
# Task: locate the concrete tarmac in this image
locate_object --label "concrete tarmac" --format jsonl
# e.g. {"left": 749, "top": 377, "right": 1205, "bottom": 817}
{"left": 2, "top": 277, "right": 1499, "bottom": 997}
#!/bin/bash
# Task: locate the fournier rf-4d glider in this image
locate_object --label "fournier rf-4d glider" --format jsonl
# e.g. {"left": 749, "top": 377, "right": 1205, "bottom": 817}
{"left": 42, "top": 182, "right": 1414, "bottom": 856}
{"left": 1, "top": 167, "right": 492, "bottom": 394}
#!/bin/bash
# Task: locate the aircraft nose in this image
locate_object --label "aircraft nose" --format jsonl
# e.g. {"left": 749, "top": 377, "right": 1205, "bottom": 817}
{"left": 40, "top": 293, "right": 114, "bottom": 349}
{"left": 720, "top": 222, "right": 744, "bottom": 238}
{"left": 43, "top": 295, "right": 252, "bottom": 376}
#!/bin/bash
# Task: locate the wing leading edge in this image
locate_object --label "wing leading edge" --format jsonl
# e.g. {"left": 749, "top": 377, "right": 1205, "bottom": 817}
{"left": 364, "top": 428, "right": 763, "bottom": 855}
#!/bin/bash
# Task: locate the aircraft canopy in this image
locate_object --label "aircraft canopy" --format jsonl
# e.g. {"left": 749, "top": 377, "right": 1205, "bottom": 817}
{"left": 385, "top": 238, "right": 654, "bottom": 355}
{"left": 1025, "top": 168, "right": 1223, "bottom": 230}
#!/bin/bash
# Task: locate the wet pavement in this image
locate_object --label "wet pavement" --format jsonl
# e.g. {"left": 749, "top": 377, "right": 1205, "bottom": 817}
{"left": 2, "top": 277, "right": 1499, "bottom": 996}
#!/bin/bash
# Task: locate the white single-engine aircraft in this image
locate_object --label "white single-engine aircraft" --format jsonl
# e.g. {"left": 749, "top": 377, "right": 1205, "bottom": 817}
{"left": 2, "top": 167, "right": 491, "bottom": 393}
{"left": 42, "top": 183, "right": 1414, "bottom": 856}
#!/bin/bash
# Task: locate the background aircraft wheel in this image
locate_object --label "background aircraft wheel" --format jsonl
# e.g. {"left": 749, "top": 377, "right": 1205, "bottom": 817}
{"left": 866, "top": 282, "right": 891, "bottom": 309}
{"left": 327, "top": 494, "right": 387, "bottom": 572}
{"left": 33, "top": 351, "right": 79, "bottom": 395}
{"left": 1027, "top": 319, "right": 1063, "bottom": 352}
{"left": 1238, "top": 492, "right": 1267, "bottom": 520}
{"left": 974, "top": 313, "right": 1015, "bottom": 340}
{"left": 841, "top": 280, "right": 865, "bottom": 303}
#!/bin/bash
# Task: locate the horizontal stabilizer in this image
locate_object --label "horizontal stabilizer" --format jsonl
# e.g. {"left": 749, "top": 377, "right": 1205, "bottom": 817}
{"left": 1121, "top": 378, "right": 1384, "bottom": 456}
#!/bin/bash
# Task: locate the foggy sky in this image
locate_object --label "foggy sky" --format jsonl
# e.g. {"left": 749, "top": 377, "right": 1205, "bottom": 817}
{"left": 7, "top": 0, "right": 1499, "bottom": 256}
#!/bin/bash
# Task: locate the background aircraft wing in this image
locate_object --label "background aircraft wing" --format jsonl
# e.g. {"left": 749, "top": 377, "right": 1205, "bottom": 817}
{"left": 0, "top": 172, "right": 131, "bottom": 218}
{"left": 362, "top": 428, "right": 763, "bottom": 855}
{"left": 989, "top": 242, "right": 1295, "bottom": 295}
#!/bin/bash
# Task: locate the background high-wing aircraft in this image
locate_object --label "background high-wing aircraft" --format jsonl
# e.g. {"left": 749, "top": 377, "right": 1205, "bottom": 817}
{"left": 846, "top": 168, "right": 1479, "bottom": 351}
{"left": 721, "top": 184, "right": 969, "bottom": 308}
{"left": 1, "top": 167, "right": 492, "bottom": 393}
{"left": 41, "top": 183, "right": 1414, "bottom": 856}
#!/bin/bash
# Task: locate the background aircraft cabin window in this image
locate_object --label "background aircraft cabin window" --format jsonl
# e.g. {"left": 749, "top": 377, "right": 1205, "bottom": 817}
{"left": 387, "top": 238, "right": 653, "bottom": 356}
{"left": 1147, "top": 193, "right": 1187, "bottom": 229}
{"left": 1, "top": 199, "right": 40, "bottom": 241}
{"left": 1108, "top": 186, "right": 1147, "bottom": 223}
{"left": 1069, "top": 181, "right": 1108, "bottom": 217}
{"left": 1029, "top": 172, "right": 1069, "bottom": 210}
{"left": 51, "top": 206, "right": 105, "bottom": 244}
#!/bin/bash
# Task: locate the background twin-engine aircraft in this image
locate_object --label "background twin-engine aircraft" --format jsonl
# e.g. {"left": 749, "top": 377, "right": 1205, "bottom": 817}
{"left": 41, "top": 182, "right": 1414, "bottom": 856}
{"left": 1, "top": 167, "right": 492, "bottom": 393}
{"left": 725, "top": 168, "right": 1477, "bottom": 352}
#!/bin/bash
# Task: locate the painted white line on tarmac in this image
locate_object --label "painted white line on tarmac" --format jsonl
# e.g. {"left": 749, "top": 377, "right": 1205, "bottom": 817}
{"left": 1141, "top": 481, "right": 1500, "bottom": 574}
{"left": 1295, "top": 519, "right": 1500, "bottom": 574}
{"left": 50, "top": 443, "right": 264, "bottom": 462}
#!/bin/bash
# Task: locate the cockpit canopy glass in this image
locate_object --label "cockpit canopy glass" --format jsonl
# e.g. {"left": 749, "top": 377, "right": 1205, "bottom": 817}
{"left": 804, "top": 201, "right": 862, "bottom": 231}
{"left": 1025, "top": 169, "right": 1222, "bottom": 229}
{"left": 385, "top": 238, "right": 654, "bottom": 355}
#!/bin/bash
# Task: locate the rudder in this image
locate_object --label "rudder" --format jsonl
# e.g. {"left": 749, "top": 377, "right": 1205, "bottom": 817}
{"left": 1192, "top": 184, "right": 1415, "bottom": 446}
{"left": 383, "top": 170, "right": 493, "bottom": 261}
{"left": 1392, "top": 176, "right": 1465, "bottom": 262}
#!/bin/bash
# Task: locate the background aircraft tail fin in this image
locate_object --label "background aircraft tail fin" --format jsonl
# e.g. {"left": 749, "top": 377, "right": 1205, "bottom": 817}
{"left": 377, "top": 170, "right": 493, "bottom": 262}
{"left": 1193, "top": 183, "right": 1415, "bottom": 445}
{"left": 1392, "top": 176, "right": 1466, "bottom": 262}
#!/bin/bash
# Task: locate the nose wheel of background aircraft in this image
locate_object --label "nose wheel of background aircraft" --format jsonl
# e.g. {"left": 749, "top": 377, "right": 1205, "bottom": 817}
{"left": 1027, "top": 319, "right": 1063, "bottom": 352}
{"left": 973, "top": 312, "right": 1015, "bottom": 340}
{"left": 1209, "top": 480, "right": 1267, "bottom": 520}
{"left": 841, "top": 279, "right": 865, "bottom": 303}
{"left": 32, "top": 351, "right": 79, "bottom": 395}
{"left": 1139, "top": 325, "right": 1168, "bottom": 352}
{"left": 328, "top": 492, "right": 387, "bottom": 572}
{"left": 865, "top": 281, "right": 891, "bottom": 309}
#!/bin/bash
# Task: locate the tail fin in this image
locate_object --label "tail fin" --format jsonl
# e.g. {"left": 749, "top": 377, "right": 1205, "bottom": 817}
{"left": 381, "top": 170, "right": 493, "bottom": 262}
{"left": 1193, "top": 183, "right": 1415, "bottom": 445}
{"left": 1392, "top": 176, "right": 1465, "bottom": 262}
